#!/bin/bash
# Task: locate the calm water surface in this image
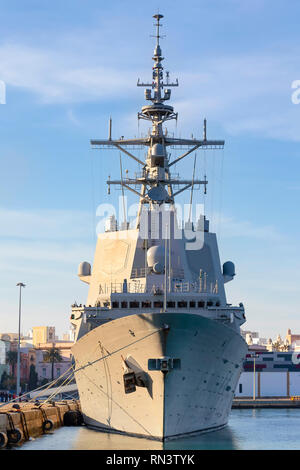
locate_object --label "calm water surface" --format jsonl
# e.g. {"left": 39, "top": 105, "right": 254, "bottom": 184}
{"left": 16, "top": 409, "right": 300, "bottom": 450}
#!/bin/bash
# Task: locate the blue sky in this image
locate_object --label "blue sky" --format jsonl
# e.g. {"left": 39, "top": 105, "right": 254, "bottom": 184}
{"left": 0, "top": 0, "right": 299, "bottom": 339}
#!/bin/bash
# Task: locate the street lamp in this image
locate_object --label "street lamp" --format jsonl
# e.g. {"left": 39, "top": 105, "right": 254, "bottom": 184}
{"left": 251, "top": 353, "right": 259, "bottom": 400}
{"left": 16, "top": 282, "right": 26, "bottom": 396}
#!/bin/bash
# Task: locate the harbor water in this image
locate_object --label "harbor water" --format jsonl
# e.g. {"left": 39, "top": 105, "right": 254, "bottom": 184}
{"left": 14, "top": 409, "right": 300, "bottom": 450}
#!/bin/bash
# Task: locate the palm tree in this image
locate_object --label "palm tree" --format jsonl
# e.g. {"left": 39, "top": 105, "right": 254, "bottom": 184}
{"left": 272, "top": 341, "right": 281, "bottom": 351}
{"left": 6, "top": 350, "right": 18, "bottom": 377}
{"left": 43, "top": 347, "right": 63, "bottom": 382}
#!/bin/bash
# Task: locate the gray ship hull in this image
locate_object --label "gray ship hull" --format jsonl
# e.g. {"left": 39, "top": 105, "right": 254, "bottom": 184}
{"left": 72, "top": 312, "right": 247, "bottom": 441}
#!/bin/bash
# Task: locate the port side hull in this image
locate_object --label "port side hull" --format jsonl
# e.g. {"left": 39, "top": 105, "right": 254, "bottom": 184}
{"left": 72, "top": 312, "right": 247, "bottom": 440}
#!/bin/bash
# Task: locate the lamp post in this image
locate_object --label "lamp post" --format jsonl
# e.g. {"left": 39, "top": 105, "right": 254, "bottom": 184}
{"left": 16, "top": 282, "right": 26, "bottom": 396}
{"left": 251, "top": 353, "right": 259, "bottom": 400}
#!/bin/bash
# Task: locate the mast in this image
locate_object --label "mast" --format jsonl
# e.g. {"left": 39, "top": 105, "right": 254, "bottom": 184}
{"left": 90, "top": 14, "right": 225, "bottom": 227}
{"left": 137, "top": 13, "right": 178, "bottom": 138}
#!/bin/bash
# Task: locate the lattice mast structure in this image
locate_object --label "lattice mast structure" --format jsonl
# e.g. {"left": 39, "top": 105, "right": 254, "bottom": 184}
{"left": 91, "top": 14, "right": 224, "bottom": 227}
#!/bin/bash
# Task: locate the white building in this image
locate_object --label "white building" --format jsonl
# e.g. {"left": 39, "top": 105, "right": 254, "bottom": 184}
{"left": 235, "top": 351, "right": 300, "bottom": 397}
{"left": 236, "top": 372, "right": 300, "bottom": 397}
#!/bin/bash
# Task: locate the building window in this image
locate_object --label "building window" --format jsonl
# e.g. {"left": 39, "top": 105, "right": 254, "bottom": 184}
{"left": 167, "top": 301, "right": 175, "bottom": 308}
{"left": 239, "top": 384, "right": 242, "bottom": 393}
{"left": 198, "top": 301, "right": 205, "bottom": 308}
{"left": 207, "top": 301, "right": 213, "bottom": 307}
{"left": 129, "top": 301, "right": 139, "bottom": 308}
{"left": 42, "top": 368, "right": 46, "bottom": 377}
{"left": 154, "top": 301, "right": 163, "bottom": 308}
{"left": 189, "top": 301, "right": 196, "bottom": 308}
{"left": 142, "top": 301, "right": 151, "bottom": 308}
{"left": 57, "top": 368, "right": 61, "bottom": 377}
{"left": 121, "top": 301, "right": 128, "bottom": 309}
{"left": 112, "top": 301, "right": 119, "bottom": 308}
{"left": 178, "top": 301, "right": 187, "bottom": 308}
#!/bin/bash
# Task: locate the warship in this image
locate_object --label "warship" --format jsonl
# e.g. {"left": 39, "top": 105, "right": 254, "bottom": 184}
{"left": 70, "top": 14, "right": 247, "bottom": 441}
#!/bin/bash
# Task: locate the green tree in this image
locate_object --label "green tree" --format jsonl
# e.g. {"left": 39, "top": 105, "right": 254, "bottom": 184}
{"left": 6, "top": 350, "right": 18, "bottom": 377}
{"left": 0, "top": 371, "right": 14, "bottom": 390}
{"left": 29, "top": 364, "right": 38, "bottom": 391}
{"left": 43, "top": 348, "right": 63, "bottom": 382}
{"left": 0, "top": 370, "right": 8, "bottom": 389}
{"left": 272, "top": 341, "right": 287, "bottom": 351}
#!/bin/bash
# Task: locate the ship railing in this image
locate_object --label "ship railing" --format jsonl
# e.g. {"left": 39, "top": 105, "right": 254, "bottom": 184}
{"left": 208, "top": 305, "right": 245, "bottom": 323}
{"left": 130, "top": 267, "right": 185, "bottom": 279}
{"left": 70, "top": 305, "right": 108, "bottom": 321}
{"left": 99, "top": 282, "right": 147, "bottom": 294}
{"left": 92, "top": 144, "right": 145, "bottom": 150}
{"left": 169, "top": 144, "right": 224, "bottom": 150}
{"left": 130, "top": 267, "right": 152, "bottom": 278}
{"left": 98, "top": 280, "right": 220, "bottom": 295}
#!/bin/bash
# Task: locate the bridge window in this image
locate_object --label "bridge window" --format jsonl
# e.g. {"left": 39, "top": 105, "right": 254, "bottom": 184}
{"left": 189, "top": 301, "right": 196, "bottom": 308}
{"left": 178, "top": 301, "right": 187, "bottom": 308}
{"left": 167, "top": 301, "right": 175, "bottom": 308}
{"left": 198, "top": 301, "right": 205, "bottom": 308}
{"left": 129, "top": 301, "right": 139, "bottom": 308}
{"left": 112, "top": 301, "right": 119, "bottom": 308}
{"left": 207, "top": 301, "right": 213, "bottom": 307}
{"left": 142, "top": 301, "right": 151, "bottom": 308}
{"left": 154, "top": 301, "right": 163, "bottom": 308}
{"left": 121, "top": 301, "right": 128, "bottom": 308}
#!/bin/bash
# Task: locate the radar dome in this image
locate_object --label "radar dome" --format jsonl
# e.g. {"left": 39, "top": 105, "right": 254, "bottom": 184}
{"left": 151, "top": 143, "right": 165, "bottom": 156}
{"left": 147, "top": 245, "right": 165, "bottom": 274}
{"left": 78, "top": 261, "right": 91, "bottom": 277}
{"left": 223, "top": 261, "right": 235, "bottom": 277}
{"left": 147, "top": 185, "right": 168, "bottom": 202}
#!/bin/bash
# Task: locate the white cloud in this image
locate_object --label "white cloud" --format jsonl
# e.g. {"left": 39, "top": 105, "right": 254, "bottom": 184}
{"left": 1, "top": 35, "right": 300, "bottom": 141}
{"left": 0, "top": 240, "right": 91, "bottom": 264}
{"left": 0, "top": 207, "right": 92, "bottom": 240}
{"left": 0, "top": 43, "right": 138, "bottom": 104}
{"left": 210, "top": 213, "right": 284, "bottom": 242}
{"left": 0, "top": 207, "right": 95, "bottom": 276}
{"left": 173, "top": 52, "right": 300, "bottom": 141}
{"left": 0, "top": 208, "right": 94, "bottom": 335}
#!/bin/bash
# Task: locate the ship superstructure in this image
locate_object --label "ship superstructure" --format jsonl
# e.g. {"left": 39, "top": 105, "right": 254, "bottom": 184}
{"left": 71, "top": 14, "right": 247, "bottom": 440}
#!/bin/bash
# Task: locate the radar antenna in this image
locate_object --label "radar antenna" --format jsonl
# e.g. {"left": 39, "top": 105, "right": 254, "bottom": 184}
{"left": 90, "top": 14, "right": 225, "bottom": 228}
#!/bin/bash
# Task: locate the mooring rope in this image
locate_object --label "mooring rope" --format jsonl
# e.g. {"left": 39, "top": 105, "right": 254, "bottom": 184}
{"left": 0, "top": 327, "right": 163, "bottom": 413}
{"left": 0, "top": 364, "right": 75, "bottom": 408}
{"left": 18, "top": 410, "right": 30, "bottom": 441}
{"left": 73, "top": 327, "right": 163, "bottom": 375}
{"left": 41, "top": 368, "right": 75, "bottom": 406}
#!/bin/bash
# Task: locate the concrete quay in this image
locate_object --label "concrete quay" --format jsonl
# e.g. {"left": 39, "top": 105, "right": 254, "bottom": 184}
{"left": 232, "top": 397, "right": 300, "bottom": 409}
{"left": 0, "top": 400, "right": 81, "bottom": 448}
